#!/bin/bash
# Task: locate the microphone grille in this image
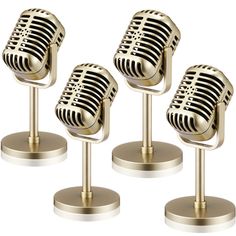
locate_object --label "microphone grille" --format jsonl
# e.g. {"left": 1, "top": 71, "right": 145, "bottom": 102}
{"left": 55, "top": 64, "right": 118, "bottom": 135}
{"left": 2, "top": 8, "right": 65, "bottom": 80}
{"left": 114, "top": 10, "right": 180, "bottom": 86}
{"left": 167, "top": 65, "right": 233, "bottom": 141}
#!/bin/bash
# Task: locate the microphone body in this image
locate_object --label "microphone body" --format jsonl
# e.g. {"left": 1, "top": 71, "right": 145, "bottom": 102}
{"left": 167, "top": 65, "right": 233, "bottom": 141}
{"left": 2, "top": 8, "right": 65, "bottom": 81}
{"left": 114, "top": 10, "right": 180, "bottom": 86}
{"left": 55, "top": 64, "right": 118, "bottom": 135}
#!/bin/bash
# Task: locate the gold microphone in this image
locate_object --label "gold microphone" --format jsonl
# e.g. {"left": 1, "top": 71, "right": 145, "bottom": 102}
{"left": 112, "top": 10, "right": 183, "bottom": 177}
{"left": 1, "top": 8, "right": 67, "bottom": 166}
{"left": 165, "top": 65, "right": 235, "bottom": 232}
{"left": 54, "top": 64, "right": 120, "bottom": 221}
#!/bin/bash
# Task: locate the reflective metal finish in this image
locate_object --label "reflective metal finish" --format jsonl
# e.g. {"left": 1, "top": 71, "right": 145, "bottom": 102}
{"left": 54, "top": 64, "right": 120, "bottom": 220}
{"left": 1, "top": 8, "right": 67, "bottom": 165}
{"left": 112, "top": 10, "right": 182, "bottom": 177}
{"left": 56, "top": 64, "right": 118, "bottom": 136}
{"left": 54, "top": 187, "right": 120, "bottom": 221}
{"left": 167, "top": 65, "right": 233, "bottom": 142}
{"left": 165, "top": 65, "right": 235, "bottom": 232}
{"left": 1, "top": 132, "right": 67, "bottom": 166}
{"left": 112, "top": 141, "right": 182, "bottom": 177}
{"left": 165, "top": 197, "right": 235, "bottom": 233}
{"left": 114, "top": 10, "right": 180, "bottom": 86}
{"left": 3, "top": 8, "right": 65, "bottom": 82}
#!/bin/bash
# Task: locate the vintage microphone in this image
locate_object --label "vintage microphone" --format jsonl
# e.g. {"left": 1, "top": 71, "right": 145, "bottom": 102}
{"left": 54, "top": 63, "right": 120, "bottom": 221}
{"left": 1, "top": 8, "right": 67, "bottom": 166}
{"left": 112, "top": 10, "right": 183, "bottom": 177}
{"left": 165, "top": 65, "right": 235, "bottom": 232}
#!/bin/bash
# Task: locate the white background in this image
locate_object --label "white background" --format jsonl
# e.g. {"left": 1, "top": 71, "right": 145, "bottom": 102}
{"left": 0, "top": 0, "right": 236, "bottom": 235}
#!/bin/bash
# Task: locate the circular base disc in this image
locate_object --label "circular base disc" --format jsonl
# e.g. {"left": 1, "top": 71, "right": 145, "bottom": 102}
{"left": 112, "top": 141, "right": 183, "bottom": 178}
{"left": 165, "top": 196, "right": 235, "bottom": 232}
{"left": 54, "top": 186, "right": 120, "bottom": 221}
{"left": 1, "top": 132, "right": 67, "bottom": 166}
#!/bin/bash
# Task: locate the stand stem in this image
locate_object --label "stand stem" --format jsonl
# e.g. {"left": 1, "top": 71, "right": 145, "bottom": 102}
{"left": 81, "top": 141, "right": 92, "bottom": 199}
{"left": 195, "top": 148, "right": 206, "bottom": 209}
{"left": 29, "top": 86, "right": 39, "bottom": 144}
{"left": 142, "top": 93, "right": 153, "bottom": 154}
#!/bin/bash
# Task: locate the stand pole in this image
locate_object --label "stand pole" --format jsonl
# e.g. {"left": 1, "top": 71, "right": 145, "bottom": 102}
{"left": 142, "top": 93, "right": 153, "bottom": 154}
{"left": 29, "top": 86, "right": 39, "bottom": 144}
{"left": 194, "top": 148, "right": 206, "bottom": 209}
{"left": 81, "top": 141, "right": 92, "bottom": 199}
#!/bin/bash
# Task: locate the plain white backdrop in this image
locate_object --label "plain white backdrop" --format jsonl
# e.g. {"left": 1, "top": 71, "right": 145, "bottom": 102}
{"left": 0, "top": 0, "right": 236, "bottom": 235}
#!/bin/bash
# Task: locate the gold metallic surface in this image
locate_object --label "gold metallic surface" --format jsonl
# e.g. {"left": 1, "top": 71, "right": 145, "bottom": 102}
{"left": 113, "top": 11, "right": 182, "bottom": 177}
{"left": 3, "top": 9, "right": 65, "bottom": 82}
{"left": 2, "top": 9, "right": 67, "bottom": 165}
{"left": 15, "top": 44, "right": 58, "bottom": 88}
{"left": 179, "top": 102, "right": 225, "bottom": 151}
{"left": 112, "top": 141, "right": 182, "bottom": 174}
{"left": 165, "top": 106, "right": 235, "bottom": 232}
{"left": 81, "top": 142, "right": 92, "bottom": 199}
{"left": 142, "top": 94, "right": 153, "bottom": 154}
{"left": 165, "top": 196, "right": 235, "bottom": 230}
{"left": 54, "top": 63, "right": 119, "bottom": 220}
{"left": 195, "top": 148, "right": 206, "bottom": 209}
{"left": 56, "top": 64, "right": 118, "bottom": 136}
{"left": 126, "top": 47, "right": 173, "bottom": 96}
{"left": 1, "top": 132, "right": 67, "bottom": 165}
{"left": 114, "top": 10, "right": 180, "bottom": 87}
{"left": 54, "top": 187, "right": 120, "bottom": 216}
{"left": 165, "top": 65, "right": 235, "bottom": 231}
{"left": 167, "top": 65, "right": 233, "bottom": 142}
{"left": 29, "top": 87, "right": 39, "bottom": 144}
{"left": 67, "top": 99, "right": 111, "bottom": 144}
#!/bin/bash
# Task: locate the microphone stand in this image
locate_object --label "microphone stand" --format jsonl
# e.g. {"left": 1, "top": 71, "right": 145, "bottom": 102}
{"left": 112, "top": 47, "right": 183, "bottom": 177}
{"left": 1, "top": 44, "right": 67, "bottom": 166}
{"left": 165, "top": 102, "right": 235, "bottom": 232}
{"left": 54, "top": 99, "right": 120, "bottom": 220}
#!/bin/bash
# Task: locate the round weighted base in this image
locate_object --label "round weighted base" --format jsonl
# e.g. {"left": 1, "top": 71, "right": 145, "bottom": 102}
{"left": 1, "top": 132, "right": 67, "bottom": 166}
{"left": 112, "top": 141, "right": 183, "bottom": 178}
{"left": 165, "top": 196, "right": 235, "bottom": 233}
{"left": 54, "top": 186, "right": 120, "bottom": 221}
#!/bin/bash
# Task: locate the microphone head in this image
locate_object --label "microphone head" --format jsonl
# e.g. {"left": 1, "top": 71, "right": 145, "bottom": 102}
{"left": 55, "top": 63, "right": 118, "bottom": 135}
{"left": 114, "top": 10, "right": 180, "bottom": 86}
{"left": 2, "top": 8, "right": 65, "bottom": 81}
{"left": 167, "top": 65, "right": 233, "bottom": 141}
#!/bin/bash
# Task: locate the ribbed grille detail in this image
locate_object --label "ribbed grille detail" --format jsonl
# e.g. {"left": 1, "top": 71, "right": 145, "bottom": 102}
{"left": 3, "top": 8, "right": 65, "bottom": 74}
{"left": 56, "top": 64, "right": 118, "bottom": 129}
{"left": 167, "top": 65, "right": 233, "bottom": 134}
